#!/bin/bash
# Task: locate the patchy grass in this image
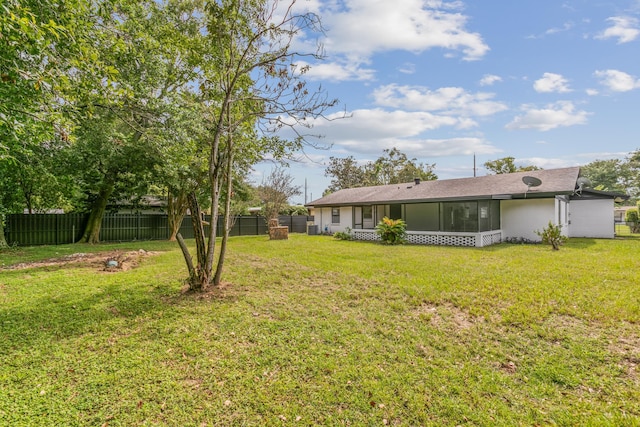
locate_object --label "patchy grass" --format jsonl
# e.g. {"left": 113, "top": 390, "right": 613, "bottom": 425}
{"left": 1, "top": 235, "right": 639, "bottom": 426}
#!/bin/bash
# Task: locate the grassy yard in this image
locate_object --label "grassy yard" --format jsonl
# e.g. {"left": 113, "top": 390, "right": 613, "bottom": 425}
{"left": 1, "top": 235, "right": 639, "bottom": 426}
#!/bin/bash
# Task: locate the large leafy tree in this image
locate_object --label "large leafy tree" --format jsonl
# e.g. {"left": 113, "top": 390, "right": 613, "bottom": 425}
{"left": 70, "top": 0, "right": 202, "bottom": 243}
{"left": 0, "top": 0, "right": 80, "bottom": 146}
{"left": 624, "top": 149, "right": 640, "bottom": 201}
{"left": 324, "top": 156, "right": 366, "bottom": 195}
{"left": 0, "top": 0, "right": 92, "bottom": 247}
{"left": 581, "top": 151, "right": 640, "bottom": 201}
{"left": 483, "top": 156, "right": 541, "bottom": 174}
{"left": 323, "top": 148, "right": 437, "bottom": 194}
{"left": 365, "top": 148, "right": 437, "bottom": 185}
{"left": 580, "top": 159, "right": 627, "bottom": 193}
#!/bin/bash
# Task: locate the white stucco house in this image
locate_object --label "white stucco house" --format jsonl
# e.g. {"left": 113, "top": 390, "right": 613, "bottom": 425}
{"left": 306, "top": 167, "right": 627, "bottom": 247}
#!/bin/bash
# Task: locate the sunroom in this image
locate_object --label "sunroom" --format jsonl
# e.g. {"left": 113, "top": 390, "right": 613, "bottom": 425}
{"left": 316, "top": 199, "right": 502, "bottom": 247}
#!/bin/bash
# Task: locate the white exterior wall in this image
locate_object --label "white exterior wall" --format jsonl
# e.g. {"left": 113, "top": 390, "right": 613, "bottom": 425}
{"left": 568, "top": 199, "right": 614, "bottom": 238}
{"left": 314, "top": 206, "right": 353, "bottom": 233}
{"left": 501, "top": 199, "right": 556, "bottom": 241}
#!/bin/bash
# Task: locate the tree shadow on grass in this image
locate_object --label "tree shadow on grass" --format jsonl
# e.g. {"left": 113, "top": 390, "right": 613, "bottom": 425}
{"left": 0, "top": 275, "right": 173, "bottom": 356}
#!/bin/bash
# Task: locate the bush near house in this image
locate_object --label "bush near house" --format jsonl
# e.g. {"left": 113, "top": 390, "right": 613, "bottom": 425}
{"left": 375, "top": 216, "right": 407, "bottom": 245}
{"left": 536, "top": 221, "right": 567, "bottom": 250}
{"left": 626, "top": 207, "right": 640, "bottom": 233}
{"left": 333, "top": 227, "right": 352, "bottom": 240}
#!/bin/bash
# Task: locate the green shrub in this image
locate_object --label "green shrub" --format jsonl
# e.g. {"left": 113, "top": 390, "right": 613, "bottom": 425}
{"left": 375, "top": 217, "right": 407, "bottom": 245}
{"left": 625, "top": 208, "right": 640, "bottom": 233}
{"left": 333, "top": 227, "right": 352, "bottom": 241}
{"left": 535, "top": 221, "right": 567, "bottom": 250}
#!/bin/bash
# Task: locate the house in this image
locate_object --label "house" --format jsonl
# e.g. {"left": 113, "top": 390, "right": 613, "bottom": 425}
{"left": 306, "top": 167, "right": 628, "bottom": 247}
{"left": 107, "top": 196, "right": 167, "bottom": 215}
{"left": 614, "top": 205, "right": 637, "bottom": 223}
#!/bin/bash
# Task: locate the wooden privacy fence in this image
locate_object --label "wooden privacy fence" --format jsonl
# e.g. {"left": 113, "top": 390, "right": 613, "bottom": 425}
{"left": 4, "top": 214, "right": 313, "bottom": 246}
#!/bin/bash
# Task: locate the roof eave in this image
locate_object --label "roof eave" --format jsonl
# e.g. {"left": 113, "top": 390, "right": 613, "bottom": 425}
{"left": 307, "top": 191, "right": 574, "bottom": 207}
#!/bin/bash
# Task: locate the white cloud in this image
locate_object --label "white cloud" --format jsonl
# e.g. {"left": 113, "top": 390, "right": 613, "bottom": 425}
{"left": 371, "top": 84, "right": 508, "bottom": 117}
{"left": 423, "top": 0, "right": 465, "bottom": 11}
{"left": 316, "top": 0, "right": 489, "bottom": 62}
{"left": 521, "top": 157, "right": 579, "bottom": 169}
{"left": 594, "top": 69, "right": 640, "bottom": 92}
{"left": 400, "top": 137, "right": 501, "bottom": 157}
{"left": 398, "top": 63, "right": 416, "bottom": 74}
{"left": 505, "top": 101, "right": 590, "bottom": 131}
{"left": 332, "top": 136, "right": 499, "bottom": 158}
{"left": 479, "top": 74, "right": 502, "bottom": 86}
{"left": 534, "top": 73, "right": 572, "bottom": 93}
{"left": 296, "top": 60, "right": 376, "bottom": 82}
{"left": 316, "top": 108, "right": 459, "bottom": 140}
{"left": 595, "top": 16, "right": 640, "bottom": 43}
{"left": 303, "top": 108, "right": 500, "bottom": 157}
{"left": 545, "top": 21, "right": 575, "bottom": 35}
{"left": 585, "top": 88, "right": 599, "bottom": 96}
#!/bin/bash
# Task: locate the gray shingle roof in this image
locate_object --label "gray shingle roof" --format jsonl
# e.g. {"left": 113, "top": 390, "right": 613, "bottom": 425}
{"left": 308, "top": 167, "right": 582, "bottom": 207}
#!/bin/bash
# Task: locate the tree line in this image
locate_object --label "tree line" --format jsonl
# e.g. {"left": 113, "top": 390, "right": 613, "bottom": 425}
{"left": 1, "top": 0, "right": 338, "bottom": 290}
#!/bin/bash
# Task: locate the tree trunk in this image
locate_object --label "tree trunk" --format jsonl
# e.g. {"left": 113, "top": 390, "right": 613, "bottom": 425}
{"left": 167, "top": 188, "right": 188, "bottom": 241}
{"left": 213, "top": 135, "right": 234, "bottom": 287}
{"left": 0, "top": 214, "right": 8, "bottom": 248}
{"left": 176, "top": 232, "right": 196, "bottom": 283}
{"left": 186, "top": 192, "right": 209, "bottom": 291}
{"left": 78, "top": 184, "right": 113, "bottom": 244}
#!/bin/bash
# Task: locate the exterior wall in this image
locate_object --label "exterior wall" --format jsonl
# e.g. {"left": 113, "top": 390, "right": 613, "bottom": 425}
{"left": 315, "top": 206, "right": 353, "bottom": 233}
{"left": 501, "top": 199, "right": 555, "bottom": 241}
{"left": 568, "top": 199, "right": 614, "bottom": 238}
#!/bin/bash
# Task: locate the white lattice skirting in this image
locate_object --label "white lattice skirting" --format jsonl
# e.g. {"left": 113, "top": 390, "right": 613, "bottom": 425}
{"left": 351, "top": 229, "right": 503, "bottom": 247}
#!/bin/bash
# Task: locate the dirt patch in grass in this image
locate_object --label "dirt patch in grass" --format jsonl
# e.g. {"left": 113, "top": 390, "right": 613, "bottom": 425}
{"left": 609, "top": 334, "right": 640, "bottom": 382}
{"left": 414, "top": 302, "right": 483, "bottom": 330}
{"left": 0, "top": 249, "right": 158, "bottom": 272}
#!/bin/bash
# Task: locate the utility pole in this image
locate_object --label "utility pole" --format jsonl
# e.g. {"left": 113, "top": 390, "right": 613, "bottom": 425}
{"left": 473, "top": 153, "right": 477, "bottom": 177}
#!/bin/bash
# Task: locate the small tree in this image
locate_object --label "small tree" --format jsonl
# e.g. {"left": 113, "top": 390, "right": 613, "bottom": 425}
{"left": 257, "top": 168, "right": 302, "bottom": 223}
{"left": 535, "top": 221, "right": 567, "bottom": 250}
{"left": 375, "top": 217, "right": 407, "bottom": 245}
{"left": 625, "top": 208, "right": 640, "bottom": 233}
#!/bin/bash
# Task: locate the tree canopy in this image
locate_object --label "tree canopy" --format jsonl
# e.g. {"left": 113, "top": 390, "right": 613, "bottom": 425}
{"left": 324, "top": 148, "right": 437, "bottom": 194}
{"left": 0, "top": 0, "right": 340, "bottom": 285}
{"left": 581, "top": 150, "right": 640, "bottom": 201}
{"left": 483, "top": 157, "right": 541, "bottom": 174}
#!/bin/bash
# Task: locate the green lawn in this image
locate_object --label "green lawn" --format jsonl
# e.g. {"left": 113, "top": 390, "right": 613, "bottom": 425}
{"left": 1, "top": 235, "right": 639, "bottom": 426}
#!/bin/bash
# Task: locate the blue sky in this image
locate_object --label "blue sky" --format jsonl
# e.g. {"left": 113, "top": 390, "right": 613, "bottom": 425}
{"left": 253, "top": 0, "right": 640, "bottom": 204}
